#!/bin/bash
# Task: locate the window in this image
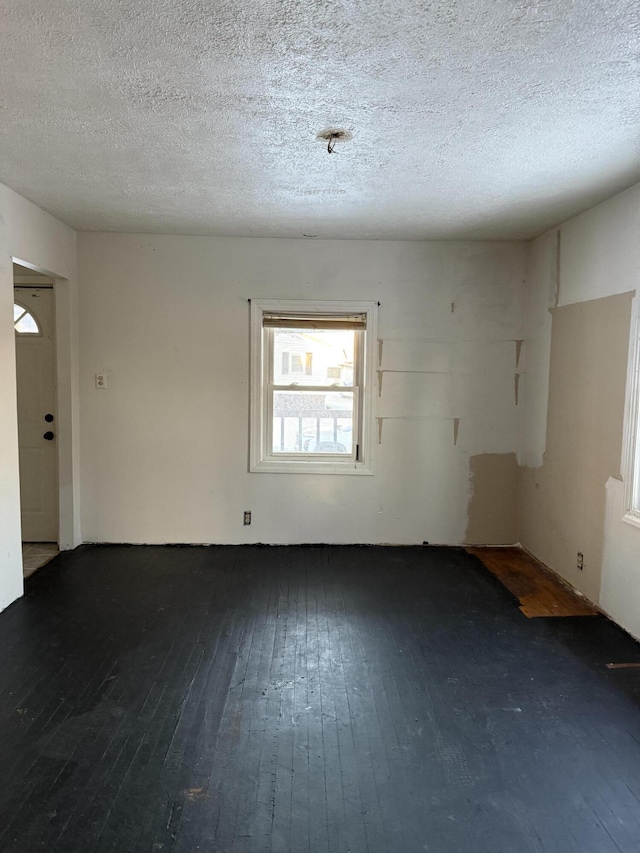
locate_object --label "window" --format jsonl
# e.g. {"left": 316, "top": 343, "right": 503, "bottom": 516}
{"left": 250, "top": 299, "right": 377, "bottom": 474}
{"left": 14, "top": 302, "right": 40, "bottom": 335}
{"left": 623, "top": 295, "right": 640, "bottom": 526}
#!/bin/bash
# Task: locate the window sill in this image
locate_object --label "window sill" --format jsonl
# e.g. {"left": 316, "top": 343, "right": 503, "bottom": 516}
{"left": 250, "top": 458, "right": 374, "bottom": 475}
{"left": 622, "top": 509, "right": 640, "bottom": 530}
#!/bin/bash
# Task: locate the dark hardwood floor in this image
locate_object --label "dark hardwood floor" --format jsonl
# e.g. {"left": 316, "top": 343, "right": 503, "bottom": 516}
{"left": 2, "top": 545, "right": 640, "bottom": 852}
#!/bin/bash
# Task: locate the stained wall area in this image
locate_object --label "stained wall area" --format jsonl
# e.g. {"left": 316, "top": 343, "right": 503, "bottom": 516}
{"left": 518, "top": 182, "right": 640, "bottom": 637}
{"left": 77, "top": 235, "right": 526, "bottom": 546}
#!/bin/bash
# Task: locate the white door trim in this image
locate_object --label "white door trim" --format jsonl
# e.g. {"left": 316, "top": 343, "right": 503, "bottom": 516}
{"left": 12, "top": 258, "right": 79, "bottom": 551}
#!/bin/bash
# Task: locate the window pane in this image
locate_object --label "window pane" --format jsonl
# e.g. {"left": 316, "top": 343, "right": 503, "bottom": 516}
{"left": 272, "top": 328, "right": 354, "bottom": 385}
{"left": 272, "top": 391, "right": 353, "bottom": 453}
{"left": 15, "top": 312, "right": 39, "bottom": 334}
{"left": 14, "top": 304, "right": 25, "bottom": 321}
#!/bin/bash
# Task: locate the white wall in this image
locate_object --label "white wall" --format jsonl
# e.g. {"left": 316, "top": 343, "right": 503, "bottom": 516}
{"left": 1, "top": 172, "right": 638, "bottom": 629}
{"left": 517, "top": 228, "right": 557, "bottom": 469}
{"left": 519, "top": 181, "right": 640, "bottom": 638}
{"left": 558, "top": 184, "right": 640, "bottom": 307}
{"left": 601, "top": 477, "right": 640, "bottom": 639}
{"left": 0, "top": 182, "right": 78, "bottom": 613}
{"left": 4, "top": 176, "right": 639, "bottom": 632}
{"left": 520, "top": 185, "right": 640, "bottom": 467}
{"left": 78, "top": 234, "right": 526, "bottom": 545}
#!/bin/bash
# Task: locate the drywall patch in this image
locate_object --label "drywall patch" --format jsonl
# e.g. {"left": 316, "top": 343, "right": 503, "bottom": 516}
{"left": 517, "top": 291, "right": 633, "bottom": 603}
{"left": 465, "top": 453, "right": 518, "bottom": 545}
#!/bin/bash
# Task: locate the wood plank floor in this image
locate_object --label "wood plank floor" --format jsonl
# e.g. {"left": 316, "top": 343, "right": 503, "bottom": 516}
{"left": 467, "top": 546, "right": 599, "bottom": 617}
{"left": 1, "top": 545, "right": 640, "bottom": 852}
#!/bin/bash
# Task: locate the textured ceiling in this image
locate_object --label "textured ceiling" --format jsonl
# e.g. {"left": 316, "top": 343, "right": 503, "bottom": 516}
{"left": 1, "top": 1, "right": 639, "bottom": 240}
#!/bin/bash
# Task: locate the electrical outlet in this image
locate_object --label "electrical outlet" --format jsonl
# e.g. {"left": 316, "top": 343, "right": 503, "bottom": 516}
{"left": 243, "top": 511, "right": 251, "bottom": 526}
{"left": 95, "top": 372, "right": 107, "bottom": 389}
{"left": 577, "top": 551, "right": 584, "bottom": 570}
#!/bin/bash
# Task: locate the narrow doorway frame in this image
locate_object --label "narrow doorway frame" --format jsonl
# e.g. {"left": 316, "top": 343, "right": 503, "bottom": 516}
{"left": 12, "top": 256, "right": 78, "bottom": 552}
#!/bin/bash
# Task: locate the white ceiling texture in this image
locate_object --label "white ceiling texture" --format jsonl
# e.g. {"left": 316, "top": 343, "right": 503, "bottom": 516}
{"left": 1, "top": 0, "right": 639, "bottom": 240}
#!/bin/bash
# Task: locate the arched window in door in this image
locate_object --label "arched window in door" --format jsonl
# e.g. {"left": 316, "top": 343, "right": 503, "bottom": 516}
{"left": 14, "top": 302, "right": 40, "bottom": 335}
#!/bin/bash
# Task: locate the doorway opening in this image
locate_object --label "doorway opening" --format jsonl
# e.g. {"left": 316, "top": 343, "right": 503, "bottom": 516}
{"left": 13, "top": 262, "right": 59, "bottom": 578}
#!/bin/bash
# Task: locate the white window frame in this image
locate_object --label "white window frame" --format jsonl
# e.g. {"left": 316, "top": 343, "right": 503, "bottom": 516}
{"left": 13, "top": 301, "right": 42, "bottom": 335}
{"left": 250, "top": 299, "right": 377, "bottom": 475}
{"left": 622, "top": 291, "right": 640, "bottom": 528}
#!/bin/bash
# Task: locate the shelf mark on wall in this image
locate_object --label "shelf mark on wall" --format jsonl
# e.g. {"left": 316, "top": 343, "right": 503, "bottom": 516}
{"left": 514, "top": 340, "right": 524, "bottom": 368}
{"left": 554, "top": 229, "right": 562, "bottom": 308}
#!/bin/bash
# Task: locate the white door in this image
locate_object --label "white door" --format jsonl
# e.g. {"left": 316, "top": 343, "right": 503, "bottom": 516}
{"left": 14, "top": 286, "right": 58, "bottom": 542}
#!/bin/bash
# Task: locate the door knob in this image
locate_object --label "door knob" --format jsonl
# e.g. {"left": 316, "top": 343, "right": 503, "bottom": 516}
{"left": 43, "top": 431, "right": 55, "bottom": 440}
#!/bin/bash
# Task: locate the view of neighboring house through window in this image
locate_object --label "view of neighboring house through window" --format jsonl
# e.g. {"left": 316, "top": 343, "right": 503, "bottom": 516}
{"left": 271, "top": 326, "right": 355, "bottom": 454}
{"left": 250, "top": 300, "right": 377, "bottom": 474}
